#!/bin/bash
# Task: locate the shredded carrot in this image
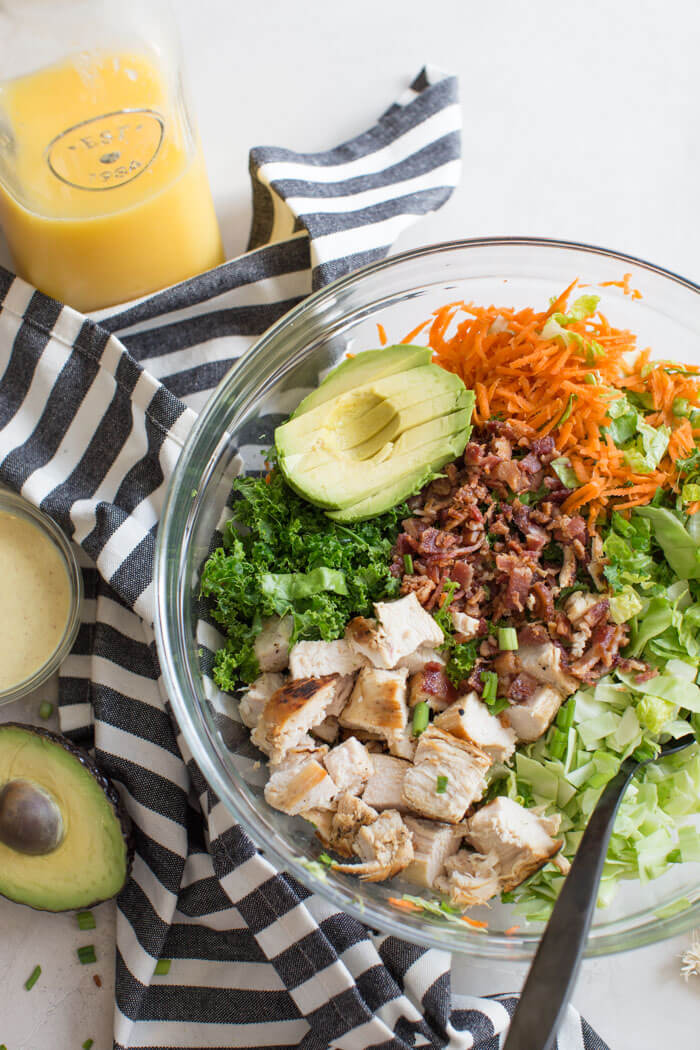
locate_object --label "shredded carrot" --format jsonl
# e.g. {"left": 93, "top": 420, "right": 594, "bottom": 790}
{"left": 264, "top": 472, "right": 272, "bottom": 485}
{"left": 376, "top": 323, "right": 388, "bottom": 346}
{"left": 345, "top": 352, "right": 355, "bottom": 359}
{"left": 461, "top": 915, "right": 489, "bottom": 929}
{"left": 599, "top": 272, "right": 642, "bottom": 299}
{"left": 504, "top": 925, "right": 520, "bottom": 936}
{"left": 388, "top": 897, "right": 422, "bottom": 912}
{"left": 407, "top": 283, "right": 700, "bottom": 523}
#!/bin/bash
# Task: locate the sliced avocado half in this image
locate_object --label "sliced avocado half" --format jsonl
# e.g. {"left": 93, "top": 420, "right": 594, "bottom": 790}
{"left": 326, "top": 464, "right": 441, "bottom": 522}
{"left": 276, "top": 352, "right": 474, "bottom": 514}
{"left": 292, "top": 344, "right": 431, "bottom": 417}
{"left": 0, "top": 723, "right": 132, "bottom": 911}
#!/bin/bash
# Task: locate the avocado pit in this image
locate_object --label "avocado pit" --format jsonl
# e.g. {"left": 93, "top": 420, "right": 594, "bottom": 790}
{"left": 0, "top": 778, "right": 64, "bottom": 856}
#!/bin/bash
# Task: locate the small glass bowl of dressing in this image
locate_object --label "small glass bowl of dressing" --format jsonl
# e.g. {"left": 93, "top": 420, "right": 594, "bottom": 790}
{"left": 0, "top": 490, "right": 82, "bottom": 706}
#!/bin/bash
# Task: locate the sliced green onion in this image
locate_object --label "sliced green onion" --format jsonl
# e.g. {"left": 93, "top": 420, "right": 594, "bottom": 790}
{"left": 82, "top": 1041, "right": 94, "bottom": 1050}
{"left": 480, "top": 671, "right": 498, "bottom": 703}
{"left": 555, "top": 393, "right": 576, "bottom": 427}
{"left": 412, "top": 701, "right": 429, "bottom": 736}
{"left": 318, "top": 852, "right": 333, "bottom": 866}
{"left": 154, "top": 958, "right": 171, "bottom": 976}
{"left": 38, "top": 701, "right": 53, "bottom": 720}
{"left": 24, "top": 965, "right": 41, "bottom": 991}
{"left": 548, "top": 727, "right": 568, "bottom": 761}
{"left": 436, "top": 775, "right": 448, "bottom": 794}
{"left": 666, "top": 848, "right": 682, "bottom": 864}
{"left": 77, "top": 910, "right": 96, "bottom": 931}
{"left": 673, "top": 397, "right": 691, "bottom": 417}
{"left": 403, "top": 554, "right": 414, "bottom": 574}
{"left": 556, "top": 699, "right": 576, "bottom": 733}
{"left": 498, "top": 627, "right": 518, "bottom": 651}
{"left": 77, "top": 945, "right": 97, "bottom": 966}
{"left": 488, "top": 696, "right": 510, "bottom": 715}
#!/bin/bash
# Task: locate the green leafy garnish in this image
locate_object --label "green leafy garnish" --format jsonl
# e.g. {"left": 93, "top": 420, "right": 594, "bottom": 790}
{"left": 436, "top": 775, "right": 448, "bottom": 794}
{"left": 154, "top": 959, "right": 172, "bottom": 976}
{"left": 201, "top": 471, "right": 406, "bottom": 689}
{"left": 444, "top": 641, "right": 479, "bottom": 686}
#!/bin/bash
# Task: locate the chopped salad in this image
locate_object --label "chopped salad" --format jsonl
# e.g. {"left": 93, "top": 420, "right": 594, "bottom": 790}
{"left": 201, "top": 281, "right": 700, "bottom": 925}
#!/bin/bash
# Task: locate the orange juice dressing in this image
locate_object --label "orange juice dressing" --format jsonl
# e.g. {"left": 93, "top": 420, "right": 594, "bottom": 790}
{"left": 0, "top": 51, "right": 224, "bottom": 311}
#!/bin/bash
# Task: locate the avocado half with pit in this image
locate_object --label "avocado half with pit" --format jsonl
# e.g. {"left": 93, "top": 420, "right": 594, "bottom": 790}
{"left": 276, "top": 346, "right": 475, "bottom": 520}
{"left": 0, "top": 723, "right": 132, "bottom": 911}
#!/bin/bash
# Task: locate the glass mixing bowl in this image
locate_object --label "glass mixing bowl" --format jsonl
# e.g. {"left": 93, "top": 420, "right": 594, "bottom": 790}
{"left": 155, "top": 238, "right": 700, "bottom": 959}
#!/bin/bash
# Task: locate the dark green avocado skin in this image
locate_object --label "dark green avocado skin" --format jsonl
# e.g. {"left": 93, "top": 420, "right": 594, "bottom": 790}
{"left": 0, "top": 722, "right": 134, "bottom": 912}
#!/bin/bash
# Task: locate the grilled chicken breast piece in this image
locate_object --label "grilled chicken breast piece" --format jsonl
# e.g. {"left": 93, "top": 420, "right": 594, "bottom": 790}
{"left": 289, "top": 638, "right": 366, "bottom": 679}
{"left": 434, "top": 693, "right": 516, "bottom": 763}
{"left": 434, "top": 849, "right": 502, "bottom": 908}
{"left": 339, "top": 667, "right": 409, "bottom": 741}
{"left": 450, "top": 610, "right": 480, "bottom": 640}
{"left": 362, "top": 753, "right": 411, "bottom": 811}
{"left": 345, "top": 593, "right": 443, "bottom": 669}
{"left": 323, "top": 737, "right": 373, "bottom": 796}
{"left": 515, "top": 641, "right": 578, "bottom": 696}
{"left": 466, "top": 796, "right": 564, "bottom": 891}
{"left": 251, "top": 676, "right": 339, "bottom": 763}
{"left": 264, "top": 752, "right": 337, "bottom": 816}
{"left": 333, "top": 809, "right": 414, "bottom": 881}
{"left": 402, "top": 816, "right": 466, "bottom": 889}
{"left": 408, "top": 665, "right": 455, "bottom": 713}
{"left": 312, "top": 716, "right": 340, "bottom": 744}
{"left": 386, "top": 725, "right": 418, "bottom": 761}
{"left": 254, "top": 615, "right": 293, "bottom": 672}
{"left": 504, "top": 684, "right": 565, "bottom": 742}
{"left": 313, "top": 792, "right": 379, "bottom": 857}
{"left": 238, "top": 673, "right": 285, "bottom": 730}
{"left": 397, "top": 645, "right": 446, "bottom": 675}
{"left": 402, "top": 726, "right": 491, "bottom": 823}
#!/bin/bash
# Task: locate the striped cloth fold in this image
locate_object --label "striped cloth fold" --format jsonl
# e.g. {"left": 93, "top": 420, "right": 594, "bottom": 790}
{"left": 0, "top": 66, "right": 608, "bottom": 1050}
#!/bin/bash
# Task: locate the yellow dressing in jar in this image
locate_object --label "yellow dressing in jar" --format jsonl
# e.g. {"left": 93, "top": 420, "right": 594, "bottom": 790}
{"left": 0, "top": 50, "right": 224, "bottom": 311}
{"left": 0, "top": 510, "right": 72, "bottom": 692}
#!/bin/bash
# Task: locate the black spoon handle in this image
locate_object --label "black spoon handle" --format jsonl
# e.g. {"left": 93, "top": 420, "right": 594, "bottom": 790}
{"left": 502, "top": 758, "right": 637, "bottom": 1050}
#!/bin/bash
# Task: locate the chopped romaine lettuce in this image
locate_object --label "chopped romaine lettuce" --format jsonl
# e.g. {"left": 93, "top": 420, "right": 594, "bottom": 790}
{"left": 551, "top": 457, "right": 580, "bottom": 489}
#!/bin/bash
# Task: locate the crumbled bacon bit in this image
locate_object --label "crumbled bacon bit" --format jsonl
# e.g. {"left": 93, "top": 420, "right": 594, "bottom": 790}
{"left": 391, "top": 423, "right": 634, "bottom": 697}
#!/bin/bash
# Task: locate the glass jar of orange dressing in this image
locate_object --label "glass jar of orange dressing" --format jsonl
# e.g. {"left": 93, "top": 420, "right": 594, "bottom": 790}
{"left": 0, "top": 0, "right": 224, "bottom": 312}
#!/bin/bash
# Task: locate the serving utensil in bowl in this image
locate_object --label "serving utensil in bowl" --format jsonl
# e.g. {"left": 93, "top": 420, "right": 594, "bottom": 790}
{"left": 155, "top": 237, "right": 700, "bottom": 958}
{"left": 504, "top": 732, "right": 697, "bottom": 1049}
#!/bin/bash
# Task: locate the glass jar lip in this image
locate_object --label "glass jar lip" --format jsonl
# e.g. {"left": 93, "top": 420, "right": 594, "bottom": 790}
{"left": 0, "top": 490, "right": 83, "bottom": 706}
{"left": 155, "top": 236, "right": 700, "bottom": 958}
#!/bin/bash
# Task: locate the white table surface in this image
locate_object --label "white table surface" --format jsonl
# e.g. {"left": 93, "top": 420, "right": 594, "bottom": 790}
{"left": 1, "top": 1, "right": 699, "bottom": 1046}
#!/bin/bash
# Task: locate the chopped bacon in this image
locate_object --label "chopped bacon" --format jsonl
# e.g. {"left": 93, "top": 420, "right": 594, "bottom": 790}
{"left": 391, "top": 427, "right": 635, "bottom": 701}
{"left": 508, "top": 672, "right": 539, "bottom": 702}
{"left": 532, "top": 581, "right": 555, "bottom": 621}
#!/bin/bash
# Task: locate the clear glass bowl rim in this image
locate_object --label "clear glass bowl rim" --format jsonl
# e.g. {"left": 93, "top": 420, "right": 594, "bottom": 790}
{"left": 154, "top": 236, "right": 700, "bottom": 960}
{"left": 0, "top": 489, "right": 83, "bottom": 706}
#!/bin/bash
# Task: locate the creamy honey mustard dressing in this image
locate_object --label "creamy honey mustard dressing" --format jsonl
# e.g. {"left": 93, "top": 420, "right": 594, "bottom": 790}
{"left": 0, "top": 511, "right": 71, "bottom": 690}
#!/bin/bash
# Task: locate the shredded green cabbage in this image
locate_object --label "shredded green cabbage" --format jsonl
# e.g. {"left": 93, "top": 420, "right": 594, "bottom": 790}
{"left": 495, "top": 503, "right": 700, "bottom": 919}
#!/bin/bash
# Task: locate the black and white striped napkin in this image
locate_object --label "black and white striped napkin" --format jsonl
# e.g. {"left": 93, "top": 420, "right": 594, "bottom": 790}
{"left": 0, "top": 68, "right": 609, "bottom": 1050}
